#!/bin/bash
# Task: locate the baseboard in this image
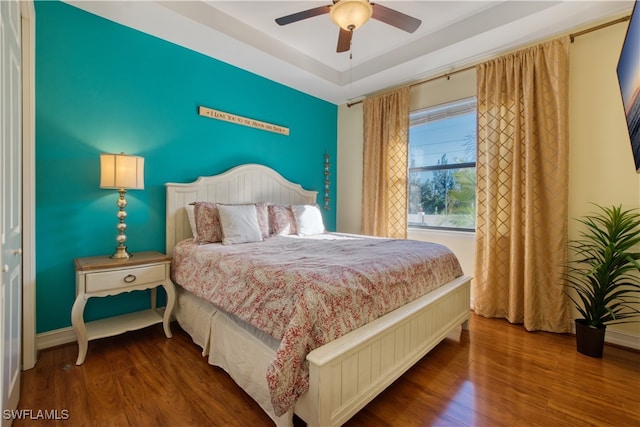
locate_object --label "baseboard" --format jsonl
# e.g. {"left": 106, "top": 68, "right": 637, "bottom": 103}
{"left": 36, "top": 326, "right": 76, "bottom": 350}
{"left": 605, "top": 328, "right": 640, "bottom": 351}
{"left": 36, "top": 309, "right": 174, "bottom": 351}
{"left": 35, "top": 316, "right": 640, "bottom": 352}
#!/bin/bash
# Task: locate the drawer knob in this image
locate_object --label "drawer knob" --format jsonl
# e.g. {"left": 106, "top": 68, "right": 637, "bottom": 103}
{"left": 123, "top": 274, "right": 137, "bottom": 283}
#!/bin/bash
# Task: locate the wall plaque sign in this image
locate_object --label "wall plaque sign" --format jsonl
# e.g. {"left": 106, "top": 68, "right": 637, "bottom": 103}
{"left": 198, "top": 106, "right": 290, "bottom": 136}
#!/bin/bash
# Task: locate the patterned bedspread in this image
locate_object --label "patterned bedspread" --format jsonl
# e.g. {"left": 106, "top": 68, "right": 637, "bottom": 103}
{"left": 171, "top": 233, "right": 463, "bottom": 416}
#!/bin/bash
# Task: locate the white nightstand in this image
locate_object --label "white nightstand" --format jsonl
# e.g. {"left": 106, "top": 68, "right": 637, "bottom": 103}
{"left": 71, "top": 251, "right": 176, "bottom": 365}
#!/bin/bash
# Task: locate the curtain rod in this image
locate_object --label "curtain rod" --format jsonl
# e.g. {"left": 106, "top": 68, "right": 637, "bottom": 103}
{"left": 569, "top": 15, "right": 630, "bottom": 43}
{"left": 346, "top": 14, "right": 631, "bottom": 108}
{"left": 346, "top": 65, "right": 475, "bottom": 108}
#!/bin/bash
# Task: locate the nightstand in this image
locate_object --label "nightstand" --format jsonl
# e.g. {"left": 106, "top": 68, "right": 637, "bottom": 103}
{"left": 71, "top": 251, "right": 176, "bottom": 365}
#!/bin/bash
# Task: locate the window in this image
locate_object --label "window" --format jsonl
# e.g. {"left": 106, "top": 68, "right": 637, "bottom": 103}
{"left": 408, "top": 97, "right": 477, "bottom": 231}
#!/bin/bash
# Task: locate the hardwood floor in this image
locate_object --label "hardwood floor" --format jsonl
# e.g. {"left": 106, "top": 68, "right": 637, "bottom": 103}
{"left": 15, "top": 314, "right": 639, "bottom": 426}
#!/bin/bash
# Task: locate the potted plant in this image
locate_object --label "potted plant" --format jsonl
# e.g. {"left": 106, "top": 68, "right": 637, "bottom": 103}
{"left": 565, "top": 204, "right": 640, "bottom": 357}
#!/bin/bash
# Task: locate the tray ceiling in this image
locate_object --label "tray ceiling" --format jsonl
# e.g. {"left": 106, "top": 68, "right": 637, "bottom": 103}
{"left": 65, "top": 1, "right": 634, "bottom": 104}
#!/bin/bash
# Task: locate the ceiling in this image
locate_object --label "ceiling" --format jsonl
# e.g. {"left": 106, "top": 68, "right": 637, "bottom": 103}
{"left": 66, "top": 1, "right": 634, "bottom": 105}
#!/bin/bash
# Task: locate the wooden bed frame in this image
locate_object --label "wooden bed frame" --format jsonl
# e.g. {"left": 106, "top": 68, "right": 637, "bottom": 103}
{"left": 166, "top": 164, "right": 471, "bottom": 427}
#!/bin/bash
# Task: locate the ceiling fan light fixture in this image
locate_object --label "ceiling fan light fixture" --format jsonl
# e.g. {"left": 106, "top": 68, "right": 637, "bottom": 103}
{"left": 329, "top": 0, "right": 373, "bottom": 31}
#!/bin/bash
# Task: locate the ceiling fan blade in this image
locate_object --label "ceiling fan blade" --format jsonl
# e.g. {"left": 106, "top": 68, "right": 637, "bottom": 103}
{"left": 337, "top": 27, "right": 353, "bottom": 53}
{"left": 371, "top": 3, "right": 421, "bottom": 33}
{"left": 275, "top": 5, "right": 330, "bottom": 26}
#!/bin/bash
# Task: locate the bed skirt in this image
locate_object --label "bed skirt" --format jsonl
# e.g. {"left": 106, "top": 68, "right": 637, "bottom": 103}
{"left": 175, "top": 287, "right": 296, "bottom": 426}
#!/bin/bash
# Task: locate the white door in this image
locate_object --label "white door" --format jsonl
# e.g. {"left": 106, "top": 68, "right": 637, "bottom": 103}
{"left": 1, "top": 0, "right": 23, "bottom": 422}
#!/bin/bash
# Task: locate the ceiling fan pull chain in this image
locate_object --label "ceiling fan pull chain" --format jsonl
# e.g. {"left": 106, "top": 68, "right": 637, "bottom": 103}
{"left": 349, "top": 52, "right": 353, "bottom": 89}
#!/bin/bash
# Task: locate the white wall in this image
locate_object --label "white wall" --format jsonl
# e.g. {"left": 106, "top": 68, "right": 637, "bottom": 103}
{"left": 568, "top": 21, "right": 640, "bottom": 347}
{"left": 336, "top": 17, "right": 640, "bottom": 348}
{"left": 336, "top": 102, "right": 363, "bottom": 235}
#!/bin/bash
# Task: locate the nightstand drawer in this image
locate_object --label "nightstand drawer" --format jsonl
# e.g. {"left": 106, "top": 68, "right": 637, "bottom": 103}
{"left": 85, "top": 264, "right": 166, "bottom": 293}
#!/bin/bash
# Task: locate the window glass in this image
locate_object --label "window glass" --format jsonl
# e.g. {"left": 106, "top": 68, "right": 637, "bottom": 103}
{"left": 408, "top": 97, "right": 476, "bottom": 231}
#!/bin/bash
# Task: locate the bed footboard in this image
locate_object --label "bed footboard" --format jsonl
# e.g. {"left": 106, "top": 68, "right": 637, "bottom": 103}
{"left": 296, "top": 275, "right": 471, "bottom": 427}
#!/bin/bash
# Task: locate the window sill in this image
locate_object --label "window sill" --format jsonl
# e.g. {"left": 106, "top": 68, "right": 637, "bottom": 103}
{"left": 408, "top": 227, "right": 476, "bottom": 238}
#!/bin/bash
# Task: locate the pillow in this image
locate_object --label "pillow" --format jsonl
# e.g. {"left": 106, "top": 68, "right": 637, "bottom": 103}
{"left": 193, "top": 202, "right": 223, "bottom": 243}
{"left": 292, "top": 204, "right": 325, "bottom": 236}
{"left": 254, "top": 202, "right": 270, "bottom": 239}
{"left": 216, "top": 202, "right": 269, "bottom": 238}
{"left": 185, "top": 204, "right": 197, "bottom": 236}
{"left": 217, "top": 204, "right": 264, "bottom": 245}
{"left": 269, "top": 204, "right": 297, "bottom": 236}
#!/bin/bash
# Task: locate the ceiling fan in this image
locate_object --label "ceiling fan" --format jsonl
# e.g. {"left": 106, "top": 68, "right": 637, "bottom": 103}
{"left": 275, "top": 0, "right": 422, "bottom": 53}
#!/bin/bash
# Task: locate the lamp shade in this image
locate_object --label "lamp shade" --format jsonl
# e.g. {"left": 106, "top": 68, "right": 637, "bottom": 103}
{"left": 330, "top": 0, "right": 373, "bottom": 31}
{"left": 100, "top": 153, "right": 144, "bottom": 190}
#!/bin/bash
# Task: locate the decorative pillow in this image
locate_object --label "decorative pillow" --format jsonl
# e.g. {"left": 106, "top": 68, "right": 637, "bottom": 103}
{"left": 193, "top": 202, "right": 223, "bottom": 243}
{"left": 269, "top": 204, "right": 297, "bottom": 236}
{"left": 292, "top": 204, "right": 325, "bottom": 236}
{"left": 217, "top": 204, "right": 264, "bottom": 245}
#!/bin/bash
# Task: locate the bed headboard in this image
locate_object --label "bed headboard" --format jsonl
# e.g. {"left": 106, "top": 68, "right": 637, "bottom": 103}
{"left": 165, "top": 163, "right": 318, "bottom": 255}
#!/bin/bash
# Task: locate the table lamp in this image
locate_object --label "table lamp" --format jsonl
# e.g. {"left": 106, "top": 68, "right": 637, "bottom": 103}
{"left": 99, "top": 152, "right": 144, "bottom": 259}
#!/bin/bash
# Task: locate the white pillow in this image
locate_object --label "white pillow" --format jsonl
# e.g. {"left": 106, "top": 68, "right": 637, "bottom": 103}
{"left": 217, "top": 204, "right": 264, "bottom": 245}
{"left": 292, "top": 204, "right": 325, "bottom": 236}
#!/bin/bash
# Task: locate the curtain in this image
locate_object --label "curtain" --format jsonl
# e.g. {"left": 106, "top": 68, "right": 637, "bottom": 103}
{"left": 362, "top": 87, "right": 409, "bottom": 238}
{"left": 474, "top": 38, "right": 572, "bottom": 333}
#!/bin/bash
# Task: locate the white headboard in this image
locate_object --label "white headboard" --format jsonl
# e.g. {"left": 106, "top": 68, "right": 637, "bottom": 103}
{"left": 165, "top": 163, "right": 318, "bottom": 255}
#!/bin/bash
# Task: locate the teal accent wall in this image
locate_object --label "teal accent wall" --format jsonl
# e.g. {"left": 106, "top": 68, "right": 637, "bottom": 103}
{"left": 35, "top": 1, "right": 337, "bottom": 333}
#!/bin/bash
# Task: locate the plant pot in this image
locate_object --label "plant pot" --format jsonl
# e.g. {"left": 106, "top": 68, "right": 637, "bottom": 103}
{"left": 575, "top": 319, "right": 606, "bottom": 358}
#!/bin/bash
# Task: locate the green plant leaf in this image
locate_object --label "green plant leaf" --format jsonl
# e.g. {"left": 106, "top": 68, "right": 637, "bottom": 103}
{"left": 564, "top": 204, "right": 640, "bottom": 327}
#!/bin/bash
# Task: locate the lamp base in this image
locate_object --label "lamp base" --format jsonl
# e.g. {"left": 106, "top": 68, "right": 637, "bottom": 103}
{"left": 111, "top": 245, "right": 132, "bottom": 259}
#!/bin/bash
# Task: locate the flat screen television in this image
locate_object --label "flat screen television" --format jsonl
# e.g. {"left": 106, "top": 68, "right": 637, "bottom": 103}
{"left": 617, "top": 1, "right": 640, "bottom": 173}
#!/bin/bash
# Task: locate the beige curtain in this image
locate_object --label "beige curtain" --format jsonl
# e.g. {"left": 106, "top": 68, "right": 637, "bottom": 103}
{"left": 474, "top": 38, "right": 572, "bottom": 333}
{"left": 362, "top": 87, "right": 409, "bottom": 238}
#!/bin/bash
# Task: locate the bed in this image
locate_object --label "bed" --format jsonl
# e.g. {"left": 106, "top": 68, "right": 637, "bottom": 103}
{"left": 165, "top": 163, "right": 471, "bottom": 427}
